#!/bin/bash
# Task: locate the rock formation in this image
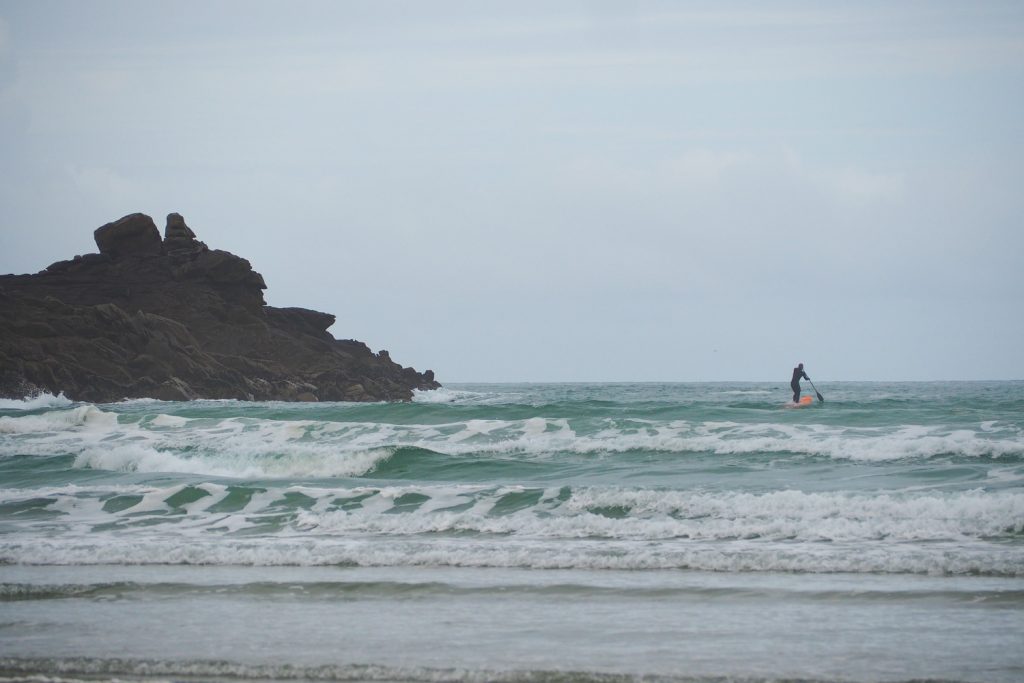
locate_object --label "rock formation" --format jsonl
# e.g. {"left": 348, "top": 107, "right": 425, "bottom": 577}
{"left": 0, "top": 213, "right": 440, "bottom": 402}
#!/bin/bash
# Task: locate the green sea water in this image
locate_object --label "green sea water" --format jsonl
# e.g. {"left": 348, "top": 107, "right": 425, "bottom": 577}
{"left": 1, "top": 382, "right": 1022, "bottom": 682}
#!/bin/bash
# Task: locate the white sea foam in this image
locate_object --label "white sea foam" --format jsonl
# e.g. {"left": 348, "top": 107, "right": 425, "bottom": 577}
{"left": 71, "top": 441, "right": 396, "bottom": 479}
{"left": 0, "top": 405, "right": 117, "bottom": 434}
{"left": 3, "top": 409, "right": 1021, "bottom": 480}
{"left": 150, "top": 414, "right": 189, "bottom": 428}
{"left": 0, "top": 391, "right": 73, "bottom": 410}
{"left": 73, "top": 443, "right": 221, "bottom": 476}
{"left": 292, "top": 487, "right": 1024, "bottom": 544}
{"left": 412, "top": 388, "right": 489, "bottom": 403}
{"left": 2, "top": 481, "right": 1021, "bottom": 575}
{"left": 110, "top": 397, "right": 172, "bottom": 406}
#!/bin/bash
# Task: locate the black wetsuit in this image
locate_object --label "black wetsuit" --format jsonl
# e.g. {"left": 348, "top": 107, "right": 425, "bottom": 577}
{"left": 791, "top": 366, "right": 809, "bottom": 403}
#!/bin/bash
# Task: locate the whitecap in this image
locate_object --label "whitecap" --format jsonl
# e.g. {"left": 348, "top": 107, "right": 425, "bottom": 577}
{"left": 412, "top": 387, "right": 488, "bottom": 403}
{"left": 0, "top": 405, "right": 117, "bottom": 434}
{"left": 0, "top": 392, "right": 73, "bottom": 410}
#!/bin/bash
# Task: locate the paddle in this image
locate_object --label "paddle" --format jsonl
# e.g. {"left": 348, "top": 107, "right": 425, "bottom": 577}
{"left": 808, "top": 379, "right": 824, "bottom": 402}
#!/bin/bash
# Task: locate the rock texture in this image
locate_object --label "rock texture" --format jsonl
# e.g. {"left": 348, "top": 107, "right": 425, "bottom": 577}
{"left": 0, "top": 213, "right": 440, "bottom": 403}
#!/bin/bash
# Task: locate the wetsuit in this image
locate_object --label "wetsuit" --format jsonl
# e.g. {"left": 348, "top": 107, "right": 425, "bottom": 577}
{"left": 791, "top": 366, "right": 809, "bottom": 403}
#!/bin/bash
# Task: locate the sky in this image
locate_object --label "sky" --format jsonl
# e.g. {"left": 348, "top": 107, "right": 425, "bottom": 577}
{"left": 1, "top": 1, "right": 1022, "bottom": 382}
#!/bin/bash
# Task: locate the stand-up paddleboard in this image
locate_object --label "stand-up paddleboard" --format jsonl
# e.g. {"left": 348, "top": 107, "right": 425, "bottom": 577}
{"left": 786, "top": 395, "right": 815, "bottom": 408}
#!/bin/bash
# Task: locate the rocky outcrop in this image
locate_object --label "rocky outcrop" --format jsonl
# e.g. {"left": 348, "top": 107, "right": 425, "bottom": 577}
{"left": 94, "top": 213, "right": 163, "bottom": 257}
{"left": 0, "top": 212, "right": 440, "bottom": 403}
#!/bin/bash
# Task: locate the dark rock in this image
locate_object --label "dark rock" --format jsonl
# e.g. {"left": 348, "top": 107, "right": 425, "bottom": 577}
{"left": 266, "top": 307, "right": 335, "bottom": 338}
{"left": 164, "top": 213, "right": 196, "bottom": 243}
{"left": 0, "top": 212, "right": 441, "bottom": 403}
{"left": 94, "top": 214, "right": 162, "bottom": 257}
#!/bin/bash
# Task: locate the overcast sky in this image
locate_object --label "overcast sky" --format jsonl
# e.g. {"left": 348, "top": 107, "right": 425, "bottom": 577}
{"left": 1, "top": 1, "right": 1022, "bottom": 382}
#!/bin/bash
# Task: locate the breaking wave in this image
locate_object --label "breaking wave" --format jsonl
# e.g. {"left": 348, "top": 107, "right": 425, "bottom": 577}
{"left": 2, "top": 408, "right": 1021, "bottom": 479}
{"left": 1, "top": 482, "right": 1020, "bottom": 575}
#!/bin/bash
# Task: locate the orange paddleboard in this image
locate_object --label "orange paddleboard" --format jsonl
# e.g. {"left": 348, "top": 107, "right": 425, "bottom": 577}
{"left": 788, "top": 395, "right": 814, "bottom": 407}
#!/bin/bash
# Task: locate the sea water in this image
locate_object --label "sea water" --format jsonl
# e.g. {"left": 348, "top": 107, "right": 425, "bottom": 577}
{"left": 0, "top": 382, "right": 1022, "bottom": 682}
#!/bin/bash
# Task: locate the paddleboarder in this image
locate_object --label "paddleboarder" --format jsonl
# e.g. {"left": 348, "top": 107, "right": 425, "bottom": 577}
{"left": 791, "top": 363, "right": 810, "bottom": 403}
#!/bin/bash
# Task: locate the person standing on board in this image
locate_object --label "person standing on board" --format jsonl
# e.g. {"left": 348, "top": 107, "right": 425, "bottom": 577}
{"left": 791, "top": 363, "right": 810, "bottom": 403}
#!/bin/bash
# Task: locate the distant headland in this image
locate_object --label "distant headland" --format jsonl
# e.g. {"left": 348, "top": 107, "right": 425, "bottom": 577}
{"left": 0, "top": 212, "right": 440, "bottom": 402}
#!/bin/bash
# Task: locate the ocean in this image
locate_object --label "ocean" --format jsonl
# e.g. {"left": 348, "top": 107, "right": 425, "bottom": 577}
{"left": 1, "top": 381, "right": 1022, "bottom": 683}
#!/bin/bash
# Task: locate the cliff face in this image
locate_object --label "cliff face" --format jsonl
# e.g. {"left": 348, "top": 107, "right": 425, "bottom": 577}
{"left": 0, "top": 213, "right": 439, "bottom": 402}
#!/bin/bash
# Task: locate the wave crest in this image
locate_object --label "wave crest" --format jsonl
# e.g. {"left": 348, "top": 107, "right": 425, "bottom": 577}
{"left": 0, "top": 392, "right": 73, "bottom": 411}
{"left": 0, "top": 405, "right": 116, "bottom": 434}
